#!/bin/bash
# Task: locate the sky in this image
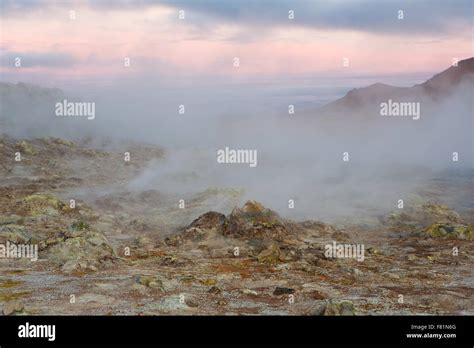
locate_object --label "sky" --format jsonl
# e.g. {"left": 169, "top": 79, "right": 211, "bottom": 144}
{"left": 0, "top": 0, "right": 472, "bottom": 89}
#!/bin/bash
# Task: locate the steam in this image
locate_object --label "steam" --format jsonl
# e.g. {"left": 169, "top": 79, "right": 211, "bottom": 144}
{"left": 1, "top": 72, "right": 472, "bottom": 223}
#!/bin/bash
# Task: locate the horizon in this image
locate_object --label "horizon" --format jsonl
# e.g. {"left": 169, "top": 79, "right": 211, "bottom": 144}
{"left": 1, "top": 0, "right": 472, "bottom": 94}
{"left": 2, "top": 57, "right": 472, "bottom": 111}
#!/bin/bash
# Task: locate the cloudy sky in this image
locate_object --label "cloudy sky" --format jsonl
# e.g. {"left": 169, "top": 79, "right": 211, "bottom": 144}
{"left": 0, "top": 0, "right": 472, "bottom": 88}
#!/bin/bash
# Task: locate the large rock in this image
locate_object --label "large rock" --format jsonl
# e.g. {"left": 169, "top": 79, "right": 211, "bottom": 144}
{"left": 47, "top": 230, "right": 116, "bottom": 272}
{"left": 385, "top": 204, "right": 463, "bottom": 232}
{"left": 189, "top": 211, "right": 226, "bottom": 230}
{"left": 167, "top": 201, "right": 302, "bottom": 246}
{"left": 16, "top": 140, "right": 36, "bottom": 155}
{"left": 311, "top": 300, "right": 356, "bottom": 316}
{"left": 425, "top": 223, "right": 473, "bottom": 240}
{"left": 257, "top": 244, "right": 284, "bottom": 264}
{"left": 135, "top": 275, "right": 164, "bottom": 291}
{"left": 2, "top": 301, "right": 24, "bottom": 315}
{"left": 165, "top": 226, "right": 209, "bottom": 246}
{"left": 222, "top": 200, "right": 291, "bottom": 241}
{"left": 17, "top": 194, "right": 68, "bottom": 216}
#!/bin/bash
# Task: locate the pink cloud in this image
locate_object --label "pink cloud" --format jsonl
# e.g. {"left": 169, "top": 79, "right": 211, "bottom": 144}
{"left": 1, "top": 7, "right": 471, "bottom": 80}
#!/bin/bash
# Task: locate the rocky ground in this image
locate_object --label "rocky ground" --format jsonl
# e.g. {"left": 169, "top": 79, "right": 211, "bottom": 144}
{"left": 0, "top": 136, "right": 472, "bottom": 315}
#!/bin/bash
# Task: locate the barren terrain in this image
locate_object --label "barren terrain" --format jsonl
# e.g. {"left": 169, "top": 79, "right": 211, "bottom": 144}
{"left": 0, "top": 136, "right": 472, "bottom": 315}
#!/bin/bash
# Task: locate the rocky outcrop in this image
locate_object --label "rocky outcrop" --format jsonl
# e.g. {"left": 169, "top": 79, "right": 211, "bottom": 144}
{"left": 311, "top": 300, "right": 356, "bottom": 316}
{"left": 189, "top": 211, "right": 226, "bottom": 230}
{"left": 385, "top": 204, "right": 463, "bottom": 232}
{"left": 46, "top": 230, "right": 116, "bottom": 272}
{"left": 17, "top": 194, "right": 68, "bottom": 216}
{"left": 384, "top": 203, "right": 474, "bottom": 240}
{"left": 166, "top": 200, "right": 302, "bottom": 247}
{"left": 222, "top": 200, "right": 291, "bottom": 241}
{"left": 425, "top": 223, "right": 473, "bottom": 240}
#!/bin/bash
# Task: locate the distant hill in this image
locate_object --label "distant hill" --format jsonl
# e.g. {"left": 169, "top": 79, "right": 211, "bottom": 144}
{"left": 319, "top": 57, "right": 474, "bottom": 114}
{"left": 416, "top": 57, "right": 474, "bottom": 99}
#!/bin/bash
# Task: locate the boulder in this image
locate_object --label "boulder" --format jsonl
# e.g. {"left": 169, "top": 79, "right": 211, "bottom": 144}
{"left": 19, "top": 194, "right": 67, "bottom": 216}
{"left": 16, "top": 140, "right": 36, "bottom": 155}
{"left": 135, "top": 275, "right": 164, "bottom": 291}
{"left": 189, "top": 211, "right": 225, "bottom": 229}
{"left": 47, "top": 230, "right": 116, "bottom": 272}
{"left": 386, "top": 204, "right": 462, "bottom": 232}
{"left": 257, "top": 243, "right": 284, "bottom": 264}
{"left": 273, "top": 287, "right": 295, "bottom": 296}
{"left": 311, "top": 300, "right": 356, "bottom": 316}
{"left": 169, "top": 201, "right": 300, "bottom": 246}
{"left": 425, "top": 223, "right": 473, "bottom": 240}
{"left": 223, "top": 200, "right": 291, "bottom": 241}
{"left": 3, "top": 301, "right": 24, "bottom": 315}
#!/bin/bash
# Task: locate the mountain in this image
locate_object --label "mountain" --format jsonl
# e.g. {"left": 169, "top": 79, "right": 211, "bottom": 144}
{"left": 319, "top": 57, "right": 474, "bottom": 114}
{"left": 416, "top": 57, "right": 474, "bottom": 99}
